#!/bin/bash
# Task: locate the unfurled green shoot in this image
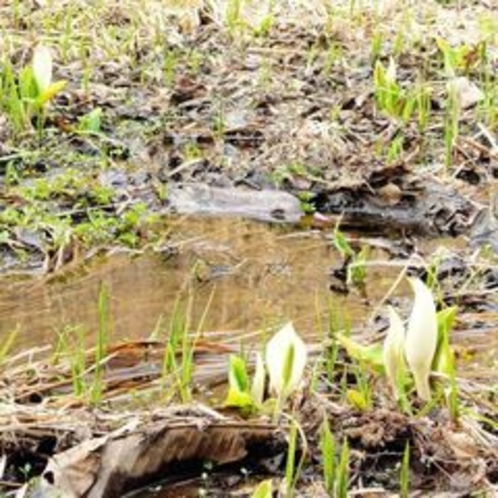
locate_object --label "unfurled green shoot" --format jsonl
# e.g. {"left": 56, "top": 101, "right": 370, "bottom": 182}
{"left": 374, "top": 58, "right": 420, "bottom": 124}
{"left": 386, "top": 134, "right": 405, "bottom": 163}
{"left": 91, "top": 283, "right": 111, "bottom": 405}
{"left": 336, "top": 332, "right": 384, "bottom": 373}
{"left": 434, "top": 306, "right": 459, "bottom": 420}
{"left": 225, "top": 0, "right": 245, "bottom": 36}
{"left": 283, "top": 421, "right": 298, "bottom": 498}
{"left": 347, "top": 360, "right": 373, "bottom": 411}
{"left": 436, "top": 37, "right": 474, "bottom": 76}
{"left": 253, "top": 6, "right": 274, "bottom": 39}
{"left": 161, "top": 295, "right": 194, "bottom": 402}
{"left": 163, "top": 49, "right": 178, "bottom": 88}
{"left": 333, "top": 228, "right": 369, "bottom": 287}
{"left": 336, "top": 438, "right": 350, "bottom": 498}
{"left": 250, "top": 480, "right": 272, "bottom": 498}
{"left": 444, "top": 78, "right": 461, "bottom": 167}
{"left": 224, "top": 354, "right": 258, "bottom": 415}
{"left": 333, "top": 227, "right": 354, "bottom": 260}
{"left": 433, "top": 306, "right": 457, "bottom": 376}
{"left": 370, "top": 29, "right": 383, "bottom": 61}
{"left": 56, "top": 325, "right": 87, "bottom": 398}
{"left": 283, "top": 420, "right": 306, "bottom": 498}
{"left": 416, "top": 82, "right": 432, "bottom": 132}
{"left": 320, "top": 418, "right": 336, "bottom": 495}
{"left": 374, "top": 59, "right": 406, "bottom": 121}
{"left": 400, "top": 441, "right": 410, "bottom": 498}
{"left": 78, "top": 108, "right": 103, "bottom": 135}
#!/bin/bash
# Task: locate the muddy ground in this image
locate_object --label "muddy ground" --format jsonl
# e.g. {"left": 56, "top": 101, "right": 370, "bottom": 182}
{"left": 0, "top": 0, "right": 498, "bottom": 496}
{"left": 0, "top": 0, "right": 497, "bottom": 272}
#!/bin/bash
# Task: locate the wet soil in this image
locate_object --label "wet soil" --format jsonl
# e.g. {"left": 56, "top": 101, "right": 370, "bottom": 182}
{"left": 1, "top": 0, "right": 498, "bottom": 274}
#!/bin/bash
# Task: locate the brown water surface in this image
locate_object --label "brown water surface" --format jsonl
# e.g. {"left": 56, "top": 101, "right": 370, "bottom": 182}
{"left": 0, "top": 217, "right": 396, "bottom": 350}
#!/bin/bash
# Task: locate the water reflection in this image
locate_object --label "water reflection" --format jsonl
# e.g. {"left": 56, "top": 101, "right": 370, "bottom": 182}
{"left": 0, "top": 217, "right": 395, "bottom": 350}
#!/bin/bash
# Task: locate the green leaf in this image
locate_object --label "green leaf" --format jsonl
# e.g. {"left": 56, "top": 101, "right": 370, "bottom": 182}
{"left": 436, "top": 306, "right": 457, "bottom": 338}
{"left": 223, "top": 386, "right": 255, "bottom": 410}
{"left": 346, "top": 389, "right": 369, "bottom": 410}
{"left": 336, "top": 333, "right": 384, "bottom": 372}
{"left": 78, "top": 108, "right": 102, "bottom": 134}
{"left": 334, "top": 229, "right": 354, "bottom": 258}
{"left": 433, "top": 306, "right": 458, "bottom": 375}
{"left": 228, "top": 355, "right": 250, "bottom": 393}
{"left": 37, "top": 80, "right": 67, "bottom": 106}
{"left": 320, "top": 418, "right": 336, "bottom": 494}
{"left": 251, "top": 479, "right": 272, "bottom": 498}
{"left": 19, "top": 66, "right": 38, "bottom": 100}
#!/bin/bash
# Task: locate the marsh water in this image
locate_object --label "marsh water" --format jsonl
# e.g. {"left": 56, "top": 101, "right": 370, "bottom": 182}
{"left": 0, "top": 218, "right": 393, "bottom": 347}
{"left": 0, "top": 217, "right": 497, "bottom": 375}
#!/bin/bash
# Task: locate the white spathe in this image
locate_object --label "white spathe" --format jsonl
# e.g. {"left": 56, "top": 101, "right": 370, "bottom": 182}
{"left": 265, "top": 322, "right": 307, "bottom": 399}
{"left": 405, "top": 277, "right": 438, "bottom": 401}
{"left": 251, "top": 352, "right": 266, "bottom": 405}
{"left": 383, "top": 306, "right": 406, "bottom": 397}
{"left": 32, "top": 44, "right": 53, "bottom": 93}
{"left": 386, "top": 57, "right": 397, "bottom": 83}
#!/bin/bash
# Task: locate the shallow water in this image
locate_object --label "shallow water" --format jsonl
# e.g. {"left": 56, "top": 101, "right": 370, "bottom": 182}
{"left": 0, "top": 217, "right": 397, "bottom": 350}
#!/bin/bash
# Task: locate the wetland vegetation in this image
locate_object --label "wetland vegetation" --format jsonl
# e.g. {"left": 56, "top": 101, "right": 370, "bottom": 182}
{"left": 0, "top": 0, "right": 497, "bottom": 496}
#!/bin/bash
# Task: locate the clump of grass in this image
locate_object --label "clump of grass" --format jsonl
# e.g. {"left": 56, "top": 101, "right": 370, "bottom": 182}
{"left": 320, "top": 423, "right": 350, "bottom": 498}
{"left": 161, "top": 285, "right": 215, "bottom": 402}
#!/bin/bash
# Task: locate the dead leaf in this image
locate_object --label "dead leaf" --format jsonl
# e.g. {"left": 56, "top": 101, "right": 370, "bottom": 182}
{"left": 448, "top": 77, "right": 484, "bottom": 110}
{"left": 39, "top": 408, "right": 280, "bottom": 498}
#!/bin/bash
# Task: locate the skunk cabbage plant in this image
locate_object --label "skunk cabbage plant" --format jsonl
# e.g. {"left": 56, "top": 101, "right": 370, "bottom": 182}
{"left": 383, "top": 306, "right": 406, "bottom": 398}
{"left": 266, "top": 322, "right": 307, "bottom": 400}
{"left": 32, "top": 44, "right": 53, "bottom": 93}
{"left": 405, "top": 277, "right": 438, "bottom": 400}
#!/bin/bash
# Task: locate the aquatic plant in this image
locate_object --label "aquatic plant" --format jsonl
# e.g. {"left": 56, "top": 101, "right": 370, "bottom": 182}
{"left": 224, "top": 322, "right": 308, "bottom": 416}
{"left": 383, "top": 278, "right": 438, "bottom": 402}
